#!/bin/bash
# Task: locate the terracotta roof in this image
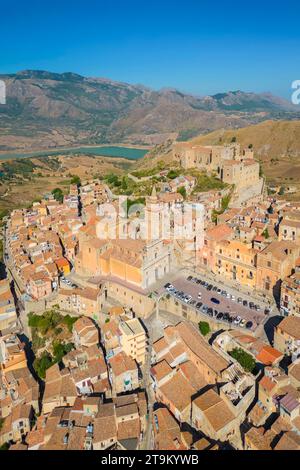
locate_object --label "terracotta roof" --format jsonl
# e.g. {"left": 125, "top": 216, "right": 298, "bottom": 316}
{"left": 93, "top": 414, "right": 117, "bottom": 443}
{"left": 117, "top": 418, "right": 140, "bottom": 441}
{"left": 193, "top": 389, "right": 236, "bottom": 432}
{"left": 256, "top": 345, "right": 283, "bottom": 365}
{"left": 277, "top": 316, "right": 300, "bottom": 340}
{"left": 159, "top": 370, "right": 196, "bottom": 412}
{"left": 151, "top": 360, "right": 173, "bottom": 382}
{"left": 259, "top": 375, "right": 277, "bottom": 393}
{"left": 175, "top": 322, "right": 229, "bottom": 375}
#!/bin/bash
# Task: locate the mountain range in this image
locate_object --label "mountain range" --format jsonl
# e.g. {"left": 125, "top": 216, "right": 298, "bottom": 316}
{"left": 0, "top": 70, "right": 299, "bottom": 152}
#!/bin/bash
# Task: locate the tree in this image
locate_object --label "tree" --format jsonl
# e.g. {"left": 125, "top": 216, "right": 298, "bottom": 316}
{"left": 262, "top": 228, "right": 269, "bottom": 239}
{"left": 248, "top": 144, "right": 253, "bottom": 149}
{"left": 279, "top": 186, "right": 285, "bottom": 195}
{"left": 70, "top": 175, "right": 81, "bottom": 186}
{"left": 167, "top": 169, "right": 180, "bottom": 180}
{"left": 0, "top": 442, "right": 9, "bottom": 451}
{"left": 121, "top": 176, "right": 128, "bottom": 191}
{"left": 177, "top": 186, "right": 187, "bottom": 199}
{"left": 259, "top": 164, "right": 264, "bottom": 177}
{"left": 63, "top": 315, "right": 78, "bottom": 332}
{"left": 231, "top": 136, "right": 237, "bottom": 143}
{"left": 52, "top": 341, "right": 74, "bottom": 363}
{"left": 52, "top": 188, "right": 64, "bottom": 203}
{"left": 33, "top": 352, "right": 53, "bottom": 379}
{"left": 198, "top": 321, "right": 210, "bottom": 337}
{"left": 229, "top": 348, "right": 255, "bottom": 373}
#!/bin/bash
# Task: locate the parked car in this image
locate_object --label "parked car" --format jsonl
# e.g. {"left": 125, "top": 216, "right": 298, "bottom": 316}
{"left": 233, "top": 316, "right": 241, "bottom": 325}
{"left": 211, "top": 297, "right": 220, "bottom": 305}
{"left": 237, "top": 297, "right": 243, "bottom": 304}
{"left": 217, "top": 288, "right": 222, "bottom": 295}
{"left": 187, "top": 276, "right": 193, "bottom": 281}
{"left": 196, "top": 302, "right": 203, "bottom": 309}
{"left": 166, "top": 284, "right": 174, "bottom": 292}
{"left": 243, "top": 300, "right": 248, "bottom": 307}
{"left": 164, "top": 283, "right": 171, "bottom": 289}
{"left": 216, "top": 312, "right": 224, "bottom": 320}
{"left": 246, "top": 321, "right": 253, "bottom": 329}
{"left": 240, "top": 319, "right": 246, "bottom": 327}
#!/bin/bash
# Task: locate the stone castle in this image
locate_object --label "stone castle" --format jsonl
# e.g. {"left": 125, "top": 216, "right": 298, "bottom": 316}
{"left": 173, "top": 142, "right": 260, "bottom": 191}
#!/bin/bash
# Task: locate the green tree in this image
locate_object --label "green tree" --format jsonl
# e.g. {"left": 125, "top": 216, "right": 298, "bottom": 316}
{"left": 121, "top": 176, "right": 128, "bottom": 191}
{"left": 70, "top": 175, "right": 81, "bottom": 186}
{"left": 279, "top": 186, "right": 285, "bottom": 195}
{"left": 177, "top": 186, "right": 187, "bottom": 199}
{"left": 231, "top": 136, "right": 237, "bottom": 143}
{"left": 63, "top": 315, "right": 78, "bottom": 332}
{"left": 198, "top": 321, "right": 210, "bottom": 337}
{"left": 262, "top": 228, "right": 269, "bottom": 239}
{"left": 259, "top": 164, "right": 264, "bottom": 177}
{"left": 52, "top": 341, "right": 74, "bottom": 363}
{"left": 229, "top": 348, "right": 255, "bottom": 373}
{"left": 52, "top": 188, "right": 64, "bottom": 203}
{"left": 167, "top": 169, "right": 180, "bottom": 179}
{"left": 0, "top": 442, "right": 9, "bottom": 451}
{"left": 33, "top": 352, "right": 53, "bottom": 379}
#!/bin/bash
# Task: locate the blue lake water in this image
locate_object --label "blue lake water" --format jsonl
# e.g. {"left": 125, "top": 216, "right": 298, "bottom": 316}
{"left": 0, "top": 145, "right": 149, "bottom": 161}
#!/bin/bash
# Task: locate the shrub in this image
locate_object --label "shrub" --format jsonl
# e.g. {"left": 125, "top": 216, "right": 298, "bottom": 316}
{"left": 198, "top": 321, "right": 210, "bottom": 336}
{"left": 229, "top": 348, "right": 255, "bottom": 373}
{"left": 177, "top": 186, "right": 187, "bottom": 199}
{"left": 167, "top": 169, "right": 180, "bottom": 179}
{"left": 63, "top": 315, "right": 78, "bottom": 332}
{"left": 52, "top": 188, "right": 64, "bottom": 203}
{"left": 33, "top": 352, "right": 53, "bottom": 379}
{"left": 52, "top": 341, "right": 74, "bottom": 363}
{"left": 70, "top": 175, "right": 81, "bottom": 186}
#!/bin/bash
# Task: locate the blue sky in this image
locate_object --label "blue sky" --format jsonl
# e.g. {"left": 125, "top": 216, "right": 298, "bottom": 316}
{"left": 1, "top": 0, "right": 299, "bottom": 98}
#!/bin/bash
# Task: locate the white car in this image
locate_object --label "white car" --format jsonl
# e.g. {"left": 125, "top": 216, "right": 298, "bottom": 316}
{"left": 198, "top": 293, "right": 202, "bottom": 299}
{"left": 234, "top": 316, "right": 242, "bottom": 325}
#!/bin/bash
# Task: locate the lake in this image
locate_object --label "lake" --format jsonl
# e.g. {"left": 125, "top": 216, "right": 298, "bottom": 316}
{"left": 0, "top": 145, "right": 150, "bottom": 161}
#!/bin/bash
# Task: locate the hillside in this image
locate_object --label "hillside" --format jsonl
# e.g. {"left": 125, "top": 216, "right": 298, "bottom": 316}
{"left": 134, "top": 120, "right": 300, "bottom": 198}
{"left": 0, "top": 70, "right": 299, "bottom": 153}
{"left": 190, "top": 120, "right": 300, "bottom": 160}
{"left": 0, "top": 153, "right": 133, "bottom": 214}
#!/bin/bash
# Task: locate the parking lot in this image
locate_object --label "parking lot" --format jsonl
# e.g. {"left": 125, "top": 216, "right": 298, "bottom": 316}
{"left": 163, "top": 275, "right": 269, "bottom": 332}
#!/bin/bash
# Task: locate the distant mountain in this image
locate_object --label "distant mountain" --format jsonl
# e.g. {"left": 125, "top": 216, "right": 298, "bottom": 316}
{"left": 0, "top": 70, "right": 299, "bottom": 152}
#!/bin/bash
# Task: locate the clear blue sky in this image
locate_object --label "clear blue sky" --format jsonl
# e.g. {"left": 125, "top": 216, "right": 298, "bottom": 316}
{"left": 1, "top": 0, "right": 300, "bottom": 98}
